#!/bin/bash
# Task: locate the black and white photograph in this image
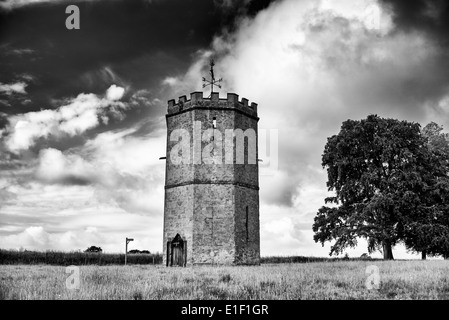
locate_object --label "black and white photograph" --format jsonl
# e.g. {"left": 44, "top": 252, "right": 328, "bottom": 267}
{"left": 1, "top": 0, "right": 449, "bottom": 307}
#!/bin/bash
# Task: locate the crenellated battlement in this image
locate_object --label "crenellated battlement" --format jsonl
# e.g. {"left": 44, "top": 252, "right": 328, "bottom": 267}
{"left": 167, "top": 92, "right": 258, "bottom": 118}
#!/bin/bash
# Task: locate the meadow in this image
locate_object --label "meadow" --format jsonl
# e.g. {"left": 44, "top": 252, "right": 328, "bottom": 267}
{"left": 1, "top": 260, "right": 449, "bottom": 300}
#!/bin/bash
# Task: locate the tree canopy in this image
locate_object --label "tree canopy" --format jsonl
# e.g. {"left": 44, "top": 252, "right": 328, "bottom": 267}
{"left": 313, "top": 115, "right": 449, "bottom": 259}
{"left": 402, "top": 122, "right": 449, "bottom": 259}
{"left": 84, "top": 246, "right": 103, "bottom": 253}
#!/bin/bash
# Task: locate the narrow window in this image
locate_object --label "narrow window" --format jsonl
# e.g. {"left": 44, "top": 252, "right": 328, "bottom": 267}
{"left": 211, "top": 117, "right": 216, "bottom": 143}
{"left": 245, "top": 206, "right": 249, "bottom": 242}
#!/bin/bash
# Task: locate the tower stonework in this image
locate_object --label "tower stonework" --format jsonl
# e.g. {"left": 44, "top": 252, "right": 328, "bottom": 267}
{"left": 163, "top": 91, "right": 260, "bottom": 266}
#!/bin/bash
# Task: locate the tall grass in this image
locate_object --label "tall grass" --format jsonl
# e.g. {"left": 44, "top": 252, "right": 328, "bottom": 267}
{"left": 1, "top": 261, "right": 448, "bottom": 300}
{"left": 0, "top": 249, "right": 162, "bottom": 266}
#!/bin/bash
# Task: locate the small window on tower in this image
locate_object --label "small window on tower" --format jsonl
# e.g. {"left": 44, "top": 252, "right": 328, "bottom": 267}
{"left": 213, "top": 117, "right": 217, "bottom": 129}
{"left": 246, "top": 206, "right": 249, "bottom": 242}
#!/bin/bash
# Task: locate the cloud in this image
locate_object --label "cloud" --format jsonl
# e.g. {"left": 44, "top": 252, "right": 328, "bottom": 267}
{"left": 80, "top": 67, "right": 127, "bottom": 89}
{"left": 0, "top": 0, "right": 53, "bottom": 10}
{"left": 106, "top": 84, "right": 125, "bottom": 101}
{"left": 380, "top": 0, "right": 449, "bottom": 41}
{"left": 0, "top": 188, "right": 163, "bottom": 252}
{"left": 129, "top": 89, "right": 160, "bottom": 108}
{"left": 35, "top": 148, "right": 96, "bottom": 185}
{"left": 162, "top": 77, "right": 179, "bottom": 86}
{"left": 0, "top": 82, "right": 28, "bottom": 95}
{"left": 10, "top": 48, "right": 35, "bottom": 56}
{"left": 2, "top": 84, "right": 127, "bottom": 153}
{"left": 0, "top": 0, "right": 100, "bottom": 11}
{"left": 0, "top": 185, "right": 17, "bottom": 206}
{"left": 161, "top": 50, "right": 213, "bottom": 95}
{"left": 29, "top": 124, "right": 166, "bottom": 217}
{"left": 82, "top": 128, "right": 166, "bottom": 214}
{"left": 0, "top": 225, "right": 96, "bottom": 251}
{"left": 171, "top": 0, "right": 448, "bottom": 210}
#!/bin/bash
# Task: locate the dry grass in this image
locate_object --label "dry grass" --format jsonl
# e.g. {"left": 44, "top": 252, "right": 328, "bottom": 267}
{"left": 1, "top": 261, "right": 448, "bottom": 300}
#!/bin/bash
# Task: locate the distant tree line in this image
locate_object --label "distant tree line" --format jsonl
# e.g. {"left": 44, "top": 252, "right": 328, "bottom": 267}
{"left": 313, "top": 115, "right": 449, "bottom": 260}
{"left": 128, "top": 249, "right": 151, "bottom": 254}
{"left": 83, "top": 246, "right": 152, "bottom": 254}
{"left": 84, "top": 246, "right": 102, "bottom": 253}
{"left": 0, "top": 249, "right": 163, "bottom": 265}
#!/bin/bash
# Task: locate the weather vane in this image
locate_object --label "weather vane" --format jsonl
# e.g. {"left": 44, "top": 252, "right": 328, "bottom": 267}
{"left": 202, "top": 59, "right": 223, "bottom": 97}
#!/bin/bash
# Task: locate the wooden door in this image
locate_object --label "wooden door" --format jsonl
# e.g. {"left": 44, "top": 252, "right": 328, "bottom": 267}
{"left": 172, "top": 243, "right": 183, "bottom": 266}
{"left": 168, "top": 234, "right": 186, "bottom": 267}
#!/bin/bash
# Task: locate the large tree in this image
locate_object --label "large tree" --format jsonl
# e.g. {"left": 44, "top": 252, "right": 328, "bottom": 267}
{"left": 313, "top": 115, "right": 445, "bottom": 260}
{"left": 402, "top": 122, "right": 449, "bottom": 259}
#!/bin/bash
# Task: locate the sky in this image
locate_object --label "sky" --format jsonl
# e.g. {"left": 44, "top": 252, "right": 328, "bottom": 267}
{"left": 0, "top": 0, "right": 448, "bottom": 258}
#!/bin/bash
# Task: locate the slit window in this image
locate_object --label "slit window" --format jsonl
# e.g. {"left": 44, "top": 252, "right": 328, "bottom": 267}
{"left": 245, "top": 206, "right": 249, "bottom": 242}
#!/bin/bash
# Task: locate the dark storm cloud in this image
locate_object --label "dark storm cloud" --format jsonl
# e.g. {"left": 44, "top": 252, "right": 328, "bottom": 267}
{"left": 377, "top": 0, "right": 449, "bottom": 120}
{"left": 0, "top": 0, "right": 276, "bottom": 155}
{"left": 0, "top": 0, "right": 275, "bottom": 114}
{"left": 0, "top": 112, "right": 8, "bottom": 128}
{"left": 213, "top": 0, "right": 279, "bottom": 30}
{"left": 381, "top": 0, "right": 449, "bottom": 43}
{"left": 0, "top": 0, "right": 217, "bottom": 113}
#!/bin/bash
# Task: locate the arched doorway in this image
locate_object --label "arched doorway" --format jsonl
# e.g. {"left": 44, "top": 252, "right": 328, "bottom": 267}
{"left": 166, "top": 233, "right": 187, "bottom": 267}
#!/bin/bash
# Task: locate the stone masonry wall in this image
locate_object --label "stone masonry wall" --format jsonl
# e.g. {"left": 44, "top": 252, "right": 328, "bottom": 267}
{"left": 233, "top": 111, "right": 259, "bottom": 188}
{"left": 163, "top": 185, "right": 194, "bottom": 266}
{"left": 192, "top": 184, "right": 235, "bottom": 264}
{"left": 234, "top": 186, "right": 260, "bottom": 264}
{"left": 165, "top": 112, "right": 194, "bottom": 186}
{"left": 193, "top": 108, "right": 235, "bottom": 183}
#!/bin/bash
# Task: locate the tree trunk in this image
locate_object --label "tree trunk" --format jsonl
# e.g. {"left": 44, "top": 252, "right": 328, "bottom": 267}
{"left": 421, "top": 250, "right": 427, "bottom": 260}
{"left": 382, "top": 240, "right": 394, "bottom": 260}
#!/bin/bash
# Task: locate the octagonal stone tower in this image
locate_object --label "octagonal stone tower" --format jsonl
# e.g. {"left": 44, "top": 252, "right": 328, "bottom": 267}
{"left": 163, "top": 91, "right": 260, "bottom": 266}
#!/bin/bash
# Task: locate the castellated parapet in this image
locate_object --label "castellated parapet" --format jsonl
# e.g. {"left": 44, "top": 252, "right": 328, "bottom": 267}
{"left": 163, "top": 91, "right": 260, "bottom": 266}
{"left": 167, "top": 92, "right": 258, "bottom": 118}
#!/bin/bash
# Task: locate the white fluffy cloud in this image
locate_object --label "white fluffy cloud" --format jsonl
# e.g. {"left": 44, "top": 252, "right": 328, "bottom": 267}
{"left": 106, "top": 84, "right": 125, "bottom": 101}
{"left": 0, "top": 81, "right": 28, "bottom": 95}
{"left": 31, "top": 125, "right": 166, "bottom": 215}
{"left": 0, "top": 180, "right": 163, "bottom": 252}
{"left": 35, "top": 148, "right": 96, "bottom": 185}
{"left": 3, "top": 84, "right": 127, "bottom": 153}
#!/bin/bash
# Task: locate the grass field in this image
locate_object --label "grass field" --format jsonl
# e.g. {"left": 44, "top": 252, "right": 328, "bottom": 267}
{"left": 1, "top": 261, "right": 448, "bottom": 300}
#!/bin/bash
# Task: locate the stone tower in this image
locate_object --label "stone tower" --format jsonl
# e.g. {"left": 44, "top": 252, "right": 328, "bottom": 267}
{"left": 163, "top": 91, "right": 260, "bottom": 266}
